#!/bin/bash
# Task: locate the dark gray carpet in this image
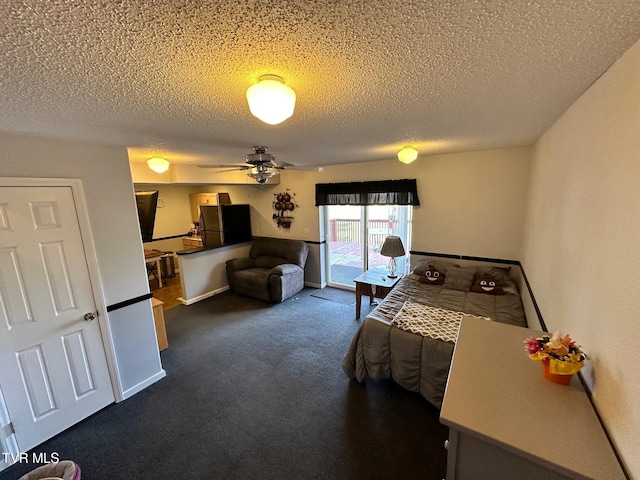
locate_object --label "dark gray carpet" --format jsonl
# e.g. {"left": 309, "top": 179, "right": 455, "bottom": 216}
{"left": 329, "top": 264, "right": 363, "bottom": 286}
{"left": 311, "top": 287, "right": 356, "bottom": 306}
{"left": 0, "top": 288, "right": 448, "bottom": 480}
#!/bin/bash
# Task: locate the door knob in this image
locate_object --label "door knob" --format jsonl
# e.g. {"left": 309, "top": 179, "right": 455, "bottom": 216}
{"left": 83, "top": 312, "right": 96, "bottom": 322}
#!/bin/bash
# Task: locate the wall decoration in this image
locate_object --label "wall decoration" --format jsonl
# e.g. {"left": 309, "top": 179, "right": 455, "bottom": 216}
{"left": 272, "top": 189, "right": 297, "bottom": 228}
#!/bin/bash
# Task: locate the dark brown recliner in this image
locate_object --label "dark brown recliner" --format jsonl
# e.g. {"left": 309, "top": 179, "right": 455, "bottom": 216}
{"left": 226, "top": 237, "right": 309, "bottom": 302}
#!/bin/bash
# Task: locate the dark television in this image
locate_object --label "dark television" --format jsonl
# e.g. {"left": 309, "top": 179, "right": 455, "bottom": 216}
{"left": 135, "top": 190, "right": 158, "bottom": 243}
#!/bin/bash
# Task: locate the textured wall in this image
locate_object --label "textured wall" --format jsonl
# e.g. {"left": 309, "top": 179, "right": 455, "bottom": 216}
{"left": 3, "top": 1, "right": 640, "bottom": 168}
{"left": 522, "top": 38, "right": 640, "bottom": 477}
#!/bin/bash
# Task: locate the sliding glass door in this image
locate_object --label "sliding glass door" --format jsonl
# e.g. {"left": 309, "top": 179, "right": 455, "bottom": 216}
{"left": 325, "top": 205, "right": 412, "bottom": 289}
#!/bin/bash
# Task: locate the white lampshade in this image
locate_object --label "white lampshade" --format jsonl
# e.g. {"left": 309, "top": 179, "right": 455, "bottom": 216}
{"left": 147, "top": 157, "right": 170, "bottom": 173}
{"left": 246, "top": 75, "right": 296, "bottom": 125}
{"left": 398, "top": 146, "right": 418, "bottom": 164}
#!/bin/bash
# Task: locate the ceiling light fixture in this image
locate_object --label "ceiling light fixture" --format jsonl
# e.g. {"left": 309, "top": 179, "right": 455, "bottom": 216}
{"left": 246, "top": 74, "right": 296, "bottom": 125}
{"left": 398, "top": 146, "right": 418, "bottom": 164}
{"left": 147, "top": 157, "right": 170, "bottom": 173}
{"left": 247, "top": 163, "right": 276, "bottom": 184}
{"left": 248, "top": 170, "right": 276, "bottom": 184}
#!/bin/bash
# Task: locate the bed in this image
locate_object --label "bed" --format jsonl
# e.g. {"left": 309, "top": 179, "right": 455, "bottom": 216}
{"left": 342, "top": 259, "right": 527, "bottom": 408}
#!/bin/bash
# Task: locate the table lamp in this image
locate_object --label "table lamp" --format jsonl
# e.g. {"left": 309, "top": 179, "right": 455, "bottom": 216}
{"left": 380, "top": 235, "right": 405, "bottom": 278}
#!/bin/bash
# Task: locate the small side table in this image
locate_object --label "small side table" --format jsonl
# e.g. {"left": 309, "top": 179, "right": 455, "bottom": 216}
{"left": 353, "top": 270, "right": 403, "bottom": 319}
{"left": 144, "top": 250, "right": 163, "bottom": 288}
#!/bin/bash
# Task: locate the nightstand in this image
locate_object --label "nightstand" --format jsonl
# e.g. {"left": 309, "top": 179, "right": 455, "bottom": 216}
{"left": 353, "top": 269, "right": 403, "bottom": 319}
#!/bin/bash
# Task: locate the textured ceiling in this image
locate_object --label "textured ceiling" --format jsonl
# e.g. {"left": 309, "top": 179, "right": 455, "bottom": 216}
{"left": 2, "top": 1, "right": 640, "bottom": 168}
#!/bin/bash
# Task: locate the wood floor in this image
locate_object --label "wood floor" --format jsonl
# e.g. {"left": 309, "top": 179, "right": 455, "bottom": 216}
{"left": 149, "top": 271, "right": 183, "bottom": 311}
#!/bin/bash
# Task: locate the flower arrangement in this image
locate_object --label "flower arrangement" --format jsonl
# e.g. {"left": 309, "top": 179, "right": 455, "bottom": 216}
{"left": 524, "top": 332, "right": 589, "bottom": 375}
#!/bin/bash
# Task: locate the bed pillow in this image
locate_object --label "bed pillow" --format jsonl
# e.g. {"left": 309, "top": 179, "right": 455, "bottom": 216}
{"left": 477, "top": 266, "right": 511, "bottom": 285}
{"left": 442, "top": 266, "right": 476, "bottom": 292}
{"left": 417, "top": 264, "right": 445, "bottom": 285}
{"left": 502, "top": 280, "right": 519, "bottom": 295}
{"left": 471, "top": 274, "right": 504, "bottom": 295}
{"left": 477, "top": 265, "right": 520, "bottom": 295}
{"left": 412, "top": 259, "right": 459, "bottom": 276}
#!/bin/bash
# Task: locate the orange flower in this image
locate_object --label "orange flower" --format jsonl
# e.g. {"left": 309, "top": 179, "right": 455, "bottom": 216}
{"left": 546, "top": 332, "right": 572, "bottom": 357}
{"left": 524, "top": 332, "right": 588, "bottom": 367}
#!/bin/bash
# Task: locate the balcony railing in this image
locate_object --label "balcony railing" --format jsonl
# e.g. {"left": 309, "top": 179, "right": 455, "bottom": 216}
{"left": 329, "top": 218, "right": 395, "bottom": 250}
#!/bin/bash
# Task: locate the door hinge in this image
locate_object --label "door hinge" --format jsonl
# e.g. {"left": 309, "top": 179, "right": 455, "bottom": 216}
{"left": 2, "top": 422, "right": 15, "bottom": 436}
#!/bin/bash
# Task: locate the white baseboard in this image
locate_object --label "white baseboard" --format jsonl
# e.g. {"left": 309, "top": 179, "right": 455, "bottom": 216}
{"left": 120, "top": 369, "right": 166, "bottom": 401}
{"left": 305, "top": 281, "right": 326, "bottom": 289}
{"left": 178, "top": 285, "right": 230, "bottom": 306}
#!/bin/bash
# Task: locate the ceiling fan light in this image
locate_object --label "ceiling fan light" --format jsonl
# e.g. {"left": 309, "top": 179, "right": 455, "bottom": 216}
{"left": 398, "top": 146, "right": 418, "bottom": 164}
{"left": 147, "top": 157, "right": 170, "bottom": 173}
{"left": 248, "top": 169, "right": 276, "bottom": 184}
{"left": 246, "top": 75, "right": 296, "bottom": 125}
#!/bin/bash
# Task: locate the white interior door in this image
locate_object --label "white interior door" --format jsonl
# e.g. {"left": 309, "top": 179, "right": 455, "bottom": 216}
{"left": 0, "top": 186, "right": 114, "bottom": 458}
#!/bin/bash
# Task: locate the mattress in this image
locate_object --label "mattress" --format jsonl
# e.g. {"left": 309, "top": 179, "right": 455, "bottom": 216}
{"left": 342, "top": 274, "right": 527, "bottom": 408}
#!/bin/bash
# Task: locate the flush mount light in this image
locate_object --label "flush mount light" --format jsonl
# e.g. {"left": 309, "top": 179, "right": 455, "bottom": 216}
{"left": 147, "top": 157, "right": 170, "bottom": 173}
{"left": 398, "top": 146, "right": 418, "bottom": 164}
{"left": 246, "top": 74, "right": 296, "bottom": 125}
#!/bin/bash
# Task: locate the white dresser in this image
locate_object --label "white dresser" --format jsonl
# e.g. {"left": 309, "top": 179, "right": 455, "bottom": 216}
{"left": 440, "top": 317, "right": 626, "bottom": 480}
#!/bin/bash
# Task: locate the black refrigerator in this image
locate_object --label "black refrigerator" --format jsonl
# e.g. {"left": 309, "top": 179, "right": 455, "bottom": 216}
{"left": 199, "top": 204, "right": 252, "bottom": 248}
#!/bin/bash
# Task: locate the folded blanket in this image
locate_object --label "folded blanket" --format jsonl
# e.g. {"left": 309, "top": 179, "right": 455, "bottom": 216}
{"left": 392, "top": 301, "right": 491, "bottom": 342}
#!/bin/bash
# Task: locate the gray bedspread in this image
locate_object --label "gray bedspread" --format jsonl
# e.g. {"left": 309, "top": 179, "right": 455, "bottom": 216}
{"left": 342, "top": 275, "right": 527, "bottom": 408}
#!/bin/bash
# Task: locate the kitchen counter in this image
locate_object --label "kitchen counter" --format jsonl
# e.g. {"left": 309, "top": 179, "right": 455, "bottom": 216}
{"left": 176, "top": 237, "right": 253, "bottom": 256}
{"left": 176, "top": 240, "right": 252, "bottom": 304}
{"left": 181, "top": 236, "right": 203, "bottom": 250}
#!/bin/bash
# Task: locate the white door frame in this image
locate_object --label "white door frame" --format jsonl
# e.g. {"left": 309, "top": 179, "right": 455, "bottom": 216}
{"left": 323, "top": 205, "right": 413, "bottom": 288}
{"left": 0, "top": 177, "right": 122, "bottom": 401}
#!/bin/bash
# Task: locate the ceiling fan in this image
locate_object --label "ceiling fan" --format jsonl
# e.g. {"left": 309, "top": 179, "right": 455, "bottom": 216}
{"left": 198, "top": 146, "right": 322, "bottom": 184}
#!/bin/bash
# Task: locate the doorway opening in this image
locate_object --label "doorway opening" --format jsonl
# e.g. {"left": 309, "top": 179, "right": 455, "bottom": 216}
{"left": 324, "top": 205, "right": 412, "bottom": 289}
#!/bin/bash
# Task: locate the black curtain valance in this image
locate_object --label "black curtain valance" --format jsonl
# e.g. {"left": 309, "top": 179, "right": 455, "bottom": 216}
{"left": 315, "top": 179, "right": 420, "bottom": 206}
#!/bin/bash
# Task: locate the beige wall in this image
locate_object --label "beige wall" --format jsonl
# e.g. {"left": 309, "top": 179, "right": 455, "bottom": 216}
{"left": 2, "top": 133, "right": 148, "bottom": 304}
{"left": 133, "top": 183, "right": 198, "bottom": 253}
{"left": 139, "top": 146, "right": 531, "bottom": 268}
{"left": 522, "top": 39, "right": 640, "bottom": 476}
{"left": 252, "top": 146, "right": 531, "bottom": 261}
{"left": 1, "top": 132, "right": 164, "bottom": 400}
{"left": 139, "top": 181, "right": 310, "bottom": 243}
{"left": 137, "top": 184, "right": 195, "bottom": 238}
{"left": 134, "top": 146, "right": 531, "bottom": 293}
{"left": 316, "top": 147, "right": 531, "bottom": 260}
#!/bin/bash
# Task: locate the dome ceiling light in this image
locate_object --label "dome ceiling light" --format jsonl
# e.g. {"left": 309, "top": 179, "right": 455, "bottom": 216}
{"left": 246, "top": 75, "right": 296, "bottom": 125}
{"left": 398, "top": 146, "right": 418, "bottom": 164}
{"left": 147, "top": 157, "right": 170, "bottom": 173}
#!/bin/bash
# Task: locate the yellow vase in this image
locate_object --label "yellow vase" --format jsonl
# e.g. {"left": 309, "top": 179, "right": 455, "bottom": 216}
{"left": 542, "top": 358, "right": 573, "bottom": 385}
